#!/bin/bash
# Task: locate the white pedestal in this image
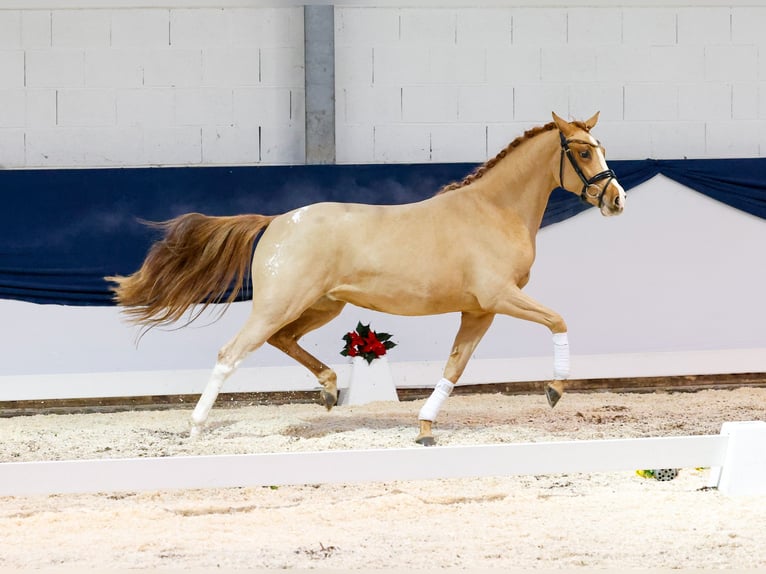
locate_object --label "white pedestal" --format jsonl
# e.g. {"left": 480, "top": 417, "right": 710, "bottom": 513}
{"left": 709, "top": 420, "right": 766, "bottom": 496}
{"left": 339, "top": 356, "right": 399, "bottom": 406}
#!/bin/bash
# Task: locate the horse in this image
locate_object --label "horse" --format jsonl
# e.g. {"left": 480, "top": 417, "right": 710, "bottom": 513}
{"left": 108, "top": 112, "right": 625, "bottom": 446}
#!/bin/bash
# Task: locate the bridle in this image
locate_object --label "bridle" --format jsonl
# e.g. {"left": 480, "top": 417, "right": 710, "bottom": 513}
{"left": 558, "top": 131, "right": 616, "bottom": 208}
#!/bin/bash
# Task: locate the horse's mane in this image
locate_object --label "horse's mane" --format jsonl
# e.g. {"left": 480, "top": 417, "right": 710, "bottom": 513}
{"left": 436, "top": 119, "right": 590, "bottom": 195}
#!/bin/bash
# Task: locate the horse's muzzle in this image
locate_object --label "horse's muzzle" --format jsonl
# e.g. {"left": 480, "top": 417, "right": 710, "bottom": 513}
{"left": 600, "top": 180, "right": 626, "bottom": 217}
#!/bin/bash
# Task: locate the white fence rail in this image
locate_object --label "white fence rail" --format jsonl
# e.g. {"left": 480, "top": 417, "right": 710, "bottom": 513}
{"left": 1, "top": 421, "right": 764, "bottom": 497}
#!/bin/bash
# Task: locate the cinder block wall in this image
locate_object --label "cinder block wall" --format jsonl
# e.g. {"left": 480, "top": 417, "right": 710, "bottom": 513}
{"left": 0, "top": 7, "right": 305, "bottom": 168}
{"left": 0, "top": 4, "right": 765, "bottom": 168}
{"left": 335, "top": 5, "right": 766, "bottom": 163}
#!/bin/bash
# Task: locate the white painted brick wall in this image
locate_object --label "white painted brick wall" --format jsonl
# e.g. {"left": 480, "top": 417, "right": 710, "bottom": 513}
{"left": 0, "top": 6, "right": 303, "bottom": 168}
{"left": 335, "top": 4, "right": 766, "bottom": 163}
{"left": 2, "top": 4, "right": 766, "bottom": 168}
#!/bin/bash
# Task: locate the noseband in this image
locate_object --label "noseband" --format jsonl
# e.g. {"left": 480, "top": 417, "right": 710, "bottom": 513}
{"left": 559, "top": 131, "right": 616, "bottom": 207}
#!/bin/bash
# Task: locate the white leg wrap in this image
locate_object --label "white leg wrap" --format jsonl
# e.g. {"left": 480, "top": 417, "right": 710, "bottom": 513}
{"left": 418, "top": 378, "right": 455, "bottom": 422}
{"left": 191, "top": 362, "right": 235, "bottom": 426}
{"left": 553, "top": 332, "right": 570, "bottom": 380}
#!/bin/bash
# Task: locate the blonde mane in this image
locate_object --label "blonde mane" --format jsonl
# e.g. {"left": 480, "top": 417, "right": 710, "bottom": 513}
{"left": 436, "top": 120, "right": 590, "bottom": 195}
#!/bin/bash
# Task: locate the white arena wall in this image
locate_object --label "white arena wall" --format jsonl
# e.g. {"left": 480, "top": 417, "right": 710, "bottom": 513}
{"left": 2, "top": 176, "right": 765, "bottom": 400}
{"left": 0, "top": 1, "right": 764, "bottom": 399}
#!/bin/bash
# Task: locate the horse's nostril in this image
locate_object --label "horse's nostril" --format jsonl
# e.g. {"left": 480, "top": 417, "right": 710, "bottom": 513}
{"left": 614, "top": 195, "right": 621, "bottom": 207}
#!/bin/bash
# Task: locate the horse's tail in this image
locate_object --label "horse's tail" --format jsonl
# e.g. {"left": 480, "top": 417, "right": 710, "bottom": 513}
{"left": 107, "top": 212, "right": 276, "bottom": 330}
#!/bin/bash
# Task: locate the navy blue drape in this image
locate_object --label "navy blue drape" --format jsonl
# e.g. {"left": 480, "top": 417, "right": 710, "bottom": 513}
{"left": 1, "top": 158, "right": 764, "bottom": 305}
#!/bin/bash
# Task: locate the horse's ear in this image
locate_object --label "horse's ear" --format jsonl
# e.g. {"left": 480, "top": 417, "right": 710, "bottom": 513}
{"left": 583, "top": 111, "right": 600, "bottom": 131}
{"left": 551, "top": 112, "right": 573, "bottom": 136}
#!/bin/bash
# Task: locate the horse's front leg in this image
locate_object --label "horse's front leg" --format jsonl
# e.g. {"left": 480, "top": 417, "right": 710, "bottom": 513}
{"left": 416, "top": 311, "right": 495, "bottom": 446}
{"left": 490, "top": 287, "right": 570, "bottom": 408}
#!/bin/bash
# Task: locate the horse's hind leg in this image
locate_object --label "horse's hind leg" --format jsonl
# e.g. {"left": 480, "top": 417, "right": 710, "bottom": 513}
{"left": 416, "top": 312, "right": 495, "bottom": 446}
{"left": 267, "top": 297, "right": 346, "bottom": 409}
{"left": 190, "top": 308, "right": 297, "bottom": 437}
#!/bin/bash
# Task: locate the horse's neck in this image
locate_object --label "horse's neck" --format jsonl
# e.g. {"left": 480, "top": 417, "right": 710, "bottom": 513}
{"left": 473, "top": 131, "right": 559, "bottom": 238}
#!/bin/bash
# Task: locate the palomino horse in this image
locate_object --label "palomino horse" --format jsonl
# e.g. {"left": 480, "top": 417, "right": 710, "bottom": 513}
{"left": 109, "top": 112, "right": 625, "bottom": 445}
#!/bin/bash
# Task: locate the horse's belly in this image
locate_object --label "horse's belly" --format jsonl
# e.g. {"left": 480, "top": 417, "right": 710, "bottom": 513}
{"left": 327, "top": 284, "right": 478, "bottom": 316}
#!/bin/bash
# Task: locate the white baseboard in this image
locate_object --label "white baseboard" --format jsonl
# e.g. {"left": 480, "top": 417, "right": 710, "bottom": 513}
{"left": 1, "top": 348, "right": 764, "bottom": 402}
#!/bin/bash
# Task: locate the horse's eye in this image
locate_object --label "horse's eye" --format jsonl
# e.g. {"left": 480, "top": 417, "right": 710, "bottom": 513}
{"left": 579, "top": 150, "right": 591, "bottom": 160}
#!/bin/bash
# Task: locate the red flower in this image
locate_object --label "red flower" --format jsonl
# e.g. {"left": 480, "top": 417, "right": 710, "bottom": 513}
{"left": 341, "top": 322, "right": 397, "bottom": 364}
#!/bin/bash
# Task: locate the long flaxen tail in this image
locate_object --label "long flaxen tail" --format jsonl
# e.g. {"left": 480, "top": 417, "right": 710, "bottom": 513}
{"left": 107, "top": 212, "right": 276, "bottom": 330}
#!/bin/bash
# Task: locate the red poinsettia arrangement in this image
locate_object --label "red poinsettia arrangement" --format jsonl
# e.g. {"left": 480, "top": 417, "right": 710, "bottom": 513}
{"left": 340, "top": 322, "right": 396, "bottom": 364}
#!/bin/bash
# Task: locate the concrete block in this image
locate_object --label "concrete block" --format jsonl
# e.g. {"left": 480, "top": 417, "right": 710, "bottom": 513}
{"left": 512, "top": 9, "right": 567, "bottom": 45}
{"left": 21, "top": 11, "right": 51, "bottom": 48}
{"left": 0, "top": 12, "right": 21, "bottom": 48}
{"left": 649, "top": 46, "right": 705, "bottom": 83}
{"left": 712, "top": 421, "right": 766, "bottom": 496}
{"left": 116, "top": 89, "right": 175, "bottom": 127}
{"left": 261, "top": 124, "right": 305, "bottom": 164}
{"left": 25, "top": 128, "right": 83, "bottom": 166}
{"left": 335, "top": 7, "right": 399, "bottom": 46}
{"left": 649, "top": 121, "right": 705, "bottom": 159}
{"left": 597, "top": 46, "right": 652, "bottom": 83}
{"left": 25, "top": 127, "right": 142, "bottom": 167}
{"left": 541, "top": 46, "right": 596, "bottom": 82}
{"left": 0, "top": 90, "right": 25, "bottom": 128}
{"left": 233, "top": 87, "right": 293, "bottom": 127}
{"left": 456, "top": 9, "right": 512, "bottom": 46}
{"left": 0, "top": 51, "right": 24, "bottom": 88}
{"left": 677, "top": 7, "right": 731, "bottom": 45}
{"left": 429, "top": 46, "right": 486, "bottom": 84}
{"left": 26, "top": 50, "right": 84, "bottom": 88}
{"left": 175, "top": 88, "right": 232, "bottom": 126}
{"left": 705, "top": 121, "right": 762, "bottom": 158}
{"left": 487, "top": 122, "right": 539, "bottom": 156}
{"left": 430, "top": 124, "right": 487, "bottom": 163}
{"left": 335, "top": 124, "right": 374, "bottom": 164}
{"left": 567, "top": 8, "right": 621, "bottom": 45}
{"left": 85, "top": 50, "right": 143, "bottom": 88}
{"left": 400, "top": 9, "right": 455, "bottom": 45}
{"left": 341, "top": 86, "right": 401, "bottom": 124}
{"left": 79, "top": 127, "right": 143, "bottom": 166}
{"left": 170, "top": 9, "right": 228, "bottom": 48}
{"left": 143, "top": 49, "right": 202, "bottom": 87}
{"left": 732, "top": 83, "right": 758, "bottom": 120}
{"left": 678, "top": 83, "right": 731, "bottom": 121}
{"left": 514, "top": 85, "right": 568, "bottom": 122}
{"left": 591, "top": 121, "right": 651, "bottom": 160}
{"left": 373, "top": 45, "right": 428, "bottom": 85}
{"left": 705, "top": 45, "right": 758, "bottom": 82}
{"left": 731, "top": 8, "right": 766, "bottom": 44}
{"left": 624, "top": 84, "right": 677, "bottom": 121}
{"left": 202, "top": 125, "right": 260, "bottom": 164}
{"left": 486, "top": 46, "right": 540, "bottom": 83}
{"left": 622, "top": 8, "right": 676, "bottom": 46}
{"left": 57, "top": 89, "right": 116, "bottom": 127}
{"left": 0, "top": 129, "right": 25, "bottom": 167}
{"left": 144, "top": 126, "right": 202, "bottom": 165}
{"left": 373, "top": 124, "right": 430, "bottom": 162}
{"left": 25, "top": 89, "right": 57, "bottom": 128}
{"left": 336, "top": 46, "right": 373, "bottom": 86}
{"left": 52, "top": 10, "right": 110, "bottom": 48}
{"left": 458, "top": 86, "right": 514, "bottom": 123}
{"left": 402, "top": 86, "right": 458, "bottom": 123}
{"left": 569, "top": 84, "right": 623, "bottom": 122}
{"left": 203, "top": 48, "right": 260, "bottom": 87}
{"left": 227, "top": 7, "right": 303, "bottom": 48}
{"left": 111, "top": 9, "right": 169, "bottom": 48}
{"left": 260, "top": 47, "right": 304, "bottom": 88}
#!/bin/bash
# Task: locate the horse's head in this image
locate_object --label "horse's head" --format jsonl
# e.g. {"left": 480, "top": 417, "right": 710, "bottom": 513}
{"left": 552, "top": 112, "right": 625, "bottom": 217}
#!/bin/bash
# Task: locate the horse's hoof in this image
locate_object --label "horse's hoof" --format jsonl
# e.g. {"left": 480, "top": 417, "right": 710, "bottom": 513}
{"left": 415, "top": 435, "right": 436, "bottom": 447}
{"left": 320, "top": 389, "right": 338, "bottom": 410}
{"left": 545, "top": 384, "right": 562, "bottom": 408}
{"left": 189, "top": 424, "right": 203, "bottom": 439}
